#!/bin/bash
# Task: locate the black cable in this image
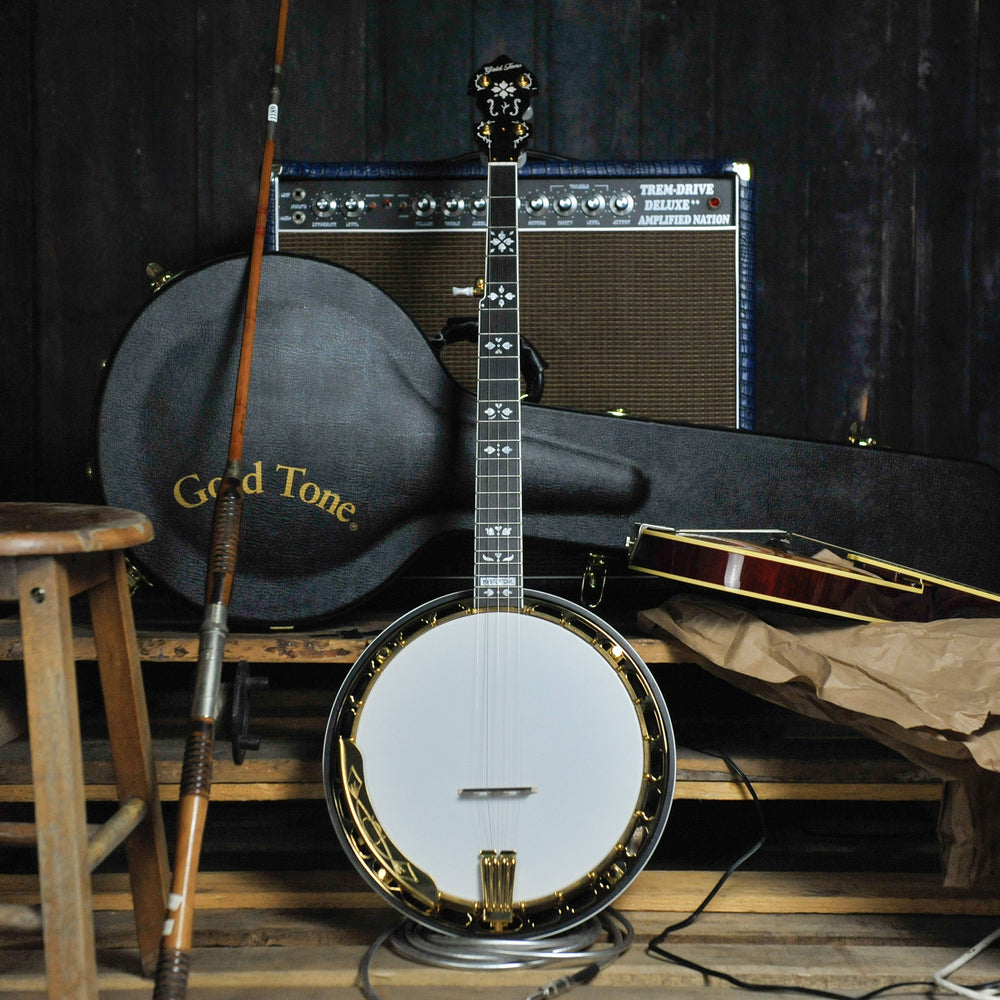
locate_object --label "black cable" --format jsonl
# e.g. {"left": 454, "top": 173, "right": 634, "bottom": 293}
{"left": 649, "top": 745, "right": 766, "bottom": 944}
{"left": 648, "top": 943, "right": 934, "bottom": 1000}
{"left": 646, "top": 746, "right": 936, "bottom": 1000}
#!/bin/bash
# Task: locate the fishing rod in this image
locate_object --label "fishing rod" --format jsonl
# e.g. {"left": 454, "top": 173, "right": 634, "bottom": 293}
{"left": 152, "top": 2, "right": 290, "bottom": 995}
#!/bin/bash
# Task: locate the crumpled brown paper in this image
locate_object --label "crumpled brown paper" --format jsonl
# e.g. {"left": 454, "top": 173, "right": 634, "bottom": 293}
{"left": 639, "top": 595, "right": 1000, "bottom": 887}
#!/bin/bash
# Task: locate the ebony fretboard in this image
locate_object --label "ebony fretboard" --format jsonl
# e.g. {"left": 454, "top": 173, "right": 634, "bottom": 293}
{"left": 474, "top": 161, "right": 523, "bottom": 610}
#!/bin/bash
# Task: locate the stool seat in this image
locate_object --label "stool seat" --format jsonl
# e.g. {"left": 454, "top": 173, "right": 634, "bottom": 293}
{"left": 0, "top": 502, "right": 169, "bottom": 999}
{"left": 0, "top": 502, "right": 152, "bottom": 557}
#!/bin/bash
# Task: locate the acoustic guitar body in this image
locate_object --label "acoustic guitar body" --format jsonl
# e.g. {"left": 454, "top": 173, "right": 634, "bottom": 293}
{"left": 628, "top": 525, "right": 1000, "bottom": 622}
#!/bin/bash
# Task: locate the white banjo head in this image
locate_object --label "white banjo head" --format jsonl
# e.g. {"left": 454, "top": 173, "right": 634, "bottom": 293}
{"left": 323, "top": 590, "right": 675, "bottom": 937}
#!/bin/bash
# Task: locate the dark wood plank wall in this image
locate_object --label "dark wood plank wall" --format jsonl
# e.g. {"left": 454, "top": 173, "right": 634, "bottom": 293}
{"left": 2, "top": 0, "right": 999, "bottom": 512}
{"left": 2, "top": 2, "right": 36, "bottom": 502}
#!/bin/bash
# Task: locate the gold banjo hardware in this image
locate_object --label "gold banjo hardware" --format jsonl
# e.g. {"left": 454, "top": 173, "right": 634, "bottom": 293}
{"left": 480, "top": 849, "right": 517, "bottom": 929}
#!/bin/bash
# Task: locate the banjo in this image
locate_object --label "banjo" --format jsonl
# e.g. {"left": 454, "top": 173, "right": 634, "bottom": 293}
{"left": 322, "top": 56, "right": 675, "bottom": 938}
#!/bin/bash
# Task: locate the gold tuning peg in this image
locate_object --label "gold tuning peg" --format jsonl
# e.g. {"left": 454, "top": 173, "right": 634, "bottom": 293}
{"left": 451, "top": 278, "right": 486, "bottom": 298}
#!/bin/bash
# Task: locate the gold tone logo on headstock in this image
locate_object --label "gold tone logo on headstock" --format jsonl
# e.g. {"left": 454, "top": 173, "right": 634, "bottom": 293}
{"left": 469, "top": 54, "right": 539, "bottom": 162}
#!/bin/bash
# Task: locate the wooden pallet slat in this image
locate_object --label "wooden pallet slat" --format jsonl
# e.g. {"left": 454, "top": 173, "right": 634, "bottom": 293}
{"left": 0, "top": 620, "right": 707, "bottom": 666}
{"left": 3, "top": 869, "right": 998, "bottom": 916}
{"left": 0, "top": 736, "right": 944, "bottom": 803}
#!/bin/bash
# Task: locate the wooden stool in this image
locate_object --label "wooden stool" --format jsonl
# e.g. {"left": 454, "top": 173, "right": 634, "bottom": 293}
{"left": 0, "top": 503, "right": 169, "bottom": 998}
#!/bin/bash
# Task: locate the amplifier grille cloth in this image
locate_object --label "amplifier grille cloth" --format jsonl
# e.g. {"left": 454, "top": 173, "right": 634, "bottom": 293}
{"left": 279, "top": 229, "right": 738, "bottom": 425}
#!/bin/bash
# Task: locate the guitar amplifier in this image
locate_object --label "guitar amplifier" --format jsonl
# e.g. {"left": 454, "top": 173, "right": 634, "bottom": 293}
{"left": 267, "top": 159, "right": 754, "bottom": 428}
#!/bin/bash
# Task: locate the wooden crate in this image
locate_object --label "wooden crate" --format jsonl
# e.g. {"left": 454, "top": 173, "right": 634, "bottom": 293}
{"left": 4, "top": 617, "right": 1000, "bottom": 997}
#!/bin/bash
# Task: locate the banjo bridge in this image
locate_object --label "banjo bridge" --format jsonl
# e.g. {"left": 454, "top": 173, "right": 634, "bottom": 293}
{"left": 459, "top": 785, "right": 537, "bottom": 799}
{"left": 480, "top": 849, "right": 517, "bottom": 929}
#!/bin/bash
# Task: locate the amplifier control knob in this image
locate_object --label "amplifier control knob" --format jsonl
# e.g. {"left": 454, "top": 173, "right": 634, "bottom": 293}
{"left": 582, "top": 193, "right": 606, "bottom": 215}
{"left": 609, "top": 192, "right": 635, "bottom": 216}
{"left": 413, "top": 194, "right": 437, "bottom": 218}
{"left": 342, "top": 194, "right": 366, "bottom": 218}
{"left": 442, "top": 195, "right": 466, "bottom": 217}
{"left": 525, "top": 193, "right": 549, "bottom": 215}
{"left": 471, "top": 196, "right": 487, "bottom": 216}
{"left": 312, "top": 194, "right": 337, "bottom": 218}
{"left": 554, "top": 193, "right": 578, "bottom": 216}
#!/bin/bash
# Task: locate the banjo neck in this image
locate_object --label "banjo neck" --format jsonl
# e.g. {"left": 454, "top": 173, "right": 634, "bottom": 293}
{"left": 474, "top": 158, "right": 524, "bottom": 610}
{"left": 469, "top": 59, "right": 536, "bottom": 611}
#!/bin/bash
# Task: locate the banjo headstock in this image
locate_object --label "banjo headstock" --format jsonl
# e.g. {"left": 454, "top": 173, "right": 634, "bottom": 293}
{"left": 468, "top": 55, "right": 538, "bottom": 162}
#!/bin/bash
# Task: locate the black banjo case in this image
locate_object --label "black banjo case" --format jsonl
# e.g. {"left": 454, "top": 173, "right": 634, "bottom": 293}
{"left": 97, "top": 253, "right": 1000, "bottom": 624}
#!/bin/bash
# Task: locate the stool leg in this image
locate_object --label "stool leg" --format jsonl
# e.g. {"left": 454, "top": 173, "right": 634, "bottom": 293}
{"left": 18, "top": 554, "right": 98, "bottom": 1000}
{"left": 89, "top": 550, "right": 170, "bottom": 977}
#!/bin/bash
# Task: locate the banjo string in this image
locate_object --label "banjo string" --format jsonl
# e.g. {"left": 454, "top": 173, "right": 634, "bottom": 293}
{"left": 475, "top": 192, "right": 528, "bottom": 856}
